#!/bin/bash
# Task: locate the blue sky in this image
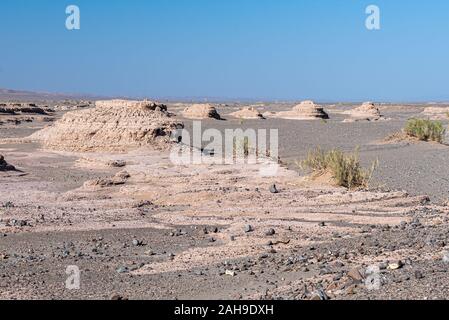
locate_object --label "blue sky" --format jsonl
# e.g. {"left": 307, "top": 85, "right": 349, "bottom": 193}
{"left": 0, "top": 0, "right": 448, "bottom": 101}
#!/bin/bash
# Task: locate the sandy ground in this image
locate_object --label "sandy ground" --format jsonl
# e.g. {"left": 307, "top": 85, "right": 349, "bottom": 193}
{"left": 1, "top": 102, "right": 449, "bottom": 300}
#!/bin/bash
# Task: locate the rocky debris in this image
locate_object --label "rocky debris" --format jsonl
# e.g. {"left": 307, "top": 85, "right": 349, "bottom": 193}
{"left": 182, "top": 104, "right": 223, "bottom": 120}
{"left": 421, "top": 107, "right": 449, "bottom": 120}
{"left": 0, "top": 155, "right": 16, "bottom": 172}
{"left": 343, "top": 102, "right": 386, "bottom": 122}
{"left": 265, "top": 228, "right": 276, "bottom": 236}
{"left": 276, "top": 101, "right": 329, "bottom": 120}
{"left": 28, "top": 99, "right": 183, "bottom": 152}
{"left": 229, "top": 107, "right": 265, "bottom": 119}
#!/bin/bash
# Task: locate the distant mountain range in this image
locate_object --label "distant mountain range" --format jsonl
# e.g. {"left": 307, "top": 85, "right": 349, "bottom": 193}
{"left": 0, "top": 88, "right": 108, "bottom": 102}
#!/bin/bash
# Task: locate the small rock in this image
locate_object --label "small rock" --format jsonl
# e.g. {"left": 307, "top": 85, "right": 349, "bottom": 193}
{"left": 110, "top": 294, "right": 127, "bottom": 301}
{"left": 244, "top": 225, "right": 254, "bottom": 233}
{"left": 415, "top": 270, "right": 424, "bottom": 279}
{"left": 269, "top": 184, "right": 279, "bottom": 194}
{"left": 116, "top": 266, "right": 129, "bottom": 274}
{"left": 347, "top": 268, "right": 364, "bottom": 283}
{"left": 265, "top": 228, "right": 276, "bottom": 236}
{"left": 318, "top": 222, "right": 326, "bottom": 227}
{"left": 132, "top": 239, "right": 143, "bottom": 246}
{"left": 442, "top": 251, "right": 449, "bottom": 264}
{"left": 388, "top": 260, "right": 404, "bottom": 270}
{"left": 225, "top": 270, "right": 236, "bottom": 277}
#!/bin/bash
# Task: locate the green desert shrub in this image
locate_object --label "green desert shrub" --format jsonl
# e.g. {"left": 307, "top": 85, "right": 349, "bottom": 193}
{"left": 299, "top": 148, "right": 377, "bottom": 189}
{"left": 404, "top": 118, "right": 446, "bottom": 143}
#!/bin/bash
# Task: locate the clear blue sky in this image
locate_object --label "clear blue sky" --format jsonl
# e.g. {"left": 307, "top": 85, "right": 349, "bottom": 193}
{"left": 1, "top": 0, "right": 448, "bottom": 102}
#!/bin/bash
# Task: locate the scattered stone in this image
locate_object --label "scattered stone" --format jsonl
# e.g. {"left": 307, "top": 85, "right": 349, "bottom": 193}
{"left": 318, "top": 222, "right": 326, "bottom": 227}
{"left": 415, "top": 270, "right": 424, "bottom": 279}
{"left": 225, "top": 270, "right": 236, "bottom": 277}
{"left": 132, "top": 239, "right": 143, "bottom": 247}
{"left": 265, "top": 228, "right": 276, "bottom": 236}
{"left": 0, "top": 155, "right": 16, "bottom": 172}
{"left": 347, "top": 268, "right": 364, "bottom": 283}
{"left": 269, "top": 184, "right": 279, "bottom": 194}
{"left": 388, "top": 261, "right": 404, "bottom": 270}
{"left": 442, "top": 251, "right": 449, "bottom": 264}
{"left": 244, "top": 225, "right": 254, "bottom": 233}
{"left": 116, "top": 266, "right": 129, "bottom": 274}
{"left": 108, "top": 160, "right": 126, "bottom": 168}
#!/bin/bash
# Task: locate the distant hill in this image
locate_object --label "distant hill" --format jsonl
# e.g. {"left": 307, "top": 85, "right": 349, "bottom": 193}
{"left": 0, "top": 88, "right": 108, "bottom": 102}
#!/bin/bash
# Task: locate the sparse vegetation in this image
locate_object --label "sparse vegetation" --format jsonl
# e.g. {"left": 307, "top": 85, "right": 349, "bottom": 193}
{"left": 404, "top": 118, "right": 446, "bottom": 143}
{"left": 298, "top": 148, "right": 377, "bottom": 189}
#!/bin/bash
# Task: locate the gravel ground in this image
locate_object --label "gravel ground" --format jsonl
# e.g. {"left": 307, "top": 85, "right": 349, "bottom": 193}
{"left": 1, "top": 102, "right": 449, "bottom": 300}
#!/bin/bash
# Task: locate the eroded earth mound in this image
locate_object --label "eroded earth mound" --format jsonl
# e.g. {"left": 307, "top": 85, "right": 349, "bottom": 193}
{"left": 343, "top": 102, "right": 386, "bottom": 122}
{"left": 421, "top": 107, "right": 449, "bottom": 120}
{"left": 229, "top": 107, "right": 265, "bottom": 119}
{"left": 276, "top": 101, "right": 329, "bottom": 120}
{"left": 28, "top": 99, "right": 183, "bottom": 152}
{"left": 182, "top": 104, "right": 222, "bottom": 120}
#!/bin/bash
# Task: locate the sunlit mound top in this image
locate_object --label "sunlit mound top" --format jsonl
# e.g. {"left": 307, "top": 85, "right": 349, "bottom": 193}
{"left": 29, "top": 99, "right": 183, "bottom": 152}
{"left": 182, "top": 104, "right": 223, "bottom": 120}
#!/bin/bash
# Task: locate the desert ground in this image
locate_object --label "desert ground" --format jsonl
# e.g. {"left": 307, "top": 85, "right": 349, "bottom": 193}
{"left": 1, "top": 99, "right": 449, "bottom": 300}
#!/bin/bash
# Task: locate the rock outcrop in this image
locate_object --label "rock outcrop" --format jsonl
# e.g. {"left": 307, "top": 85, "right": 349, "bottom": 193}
{"left": 182, "top": 104, "right": 222, "bottom": 120}
{"left": 29, "top": 99, "right": 183, "bottom": 152}
{"left": 276, "top": 101, "right": 329, "bottom": 120}
{"left": 229, "top": 107, "right": 265, "bottom": 119}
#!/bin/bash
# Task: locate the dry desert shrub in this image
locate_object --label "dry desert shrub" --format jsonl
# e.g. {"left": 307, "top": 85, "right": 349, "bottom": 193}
{"left": 404, "top": 118, "right": 446, "bottom": 143}
{"left": 298, "top": 148, "right": 377, "bottom": 189}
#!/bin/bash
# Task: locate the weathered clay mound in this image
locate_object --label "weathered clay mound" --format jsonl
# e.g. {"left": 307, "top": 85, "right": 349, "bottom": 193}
{"left": 343, "top": 102, "right": 386, "bottom": 122}
{"left": 421, "top": 107, "right": 449, "bottom": 120}
{"left": 229, "top": 107, "right": 265, "bottom": 119}
{"left": 182, "top": 104, "right": 222, "bottom": 120}
{"left": 29, "top": 100, "right": 183, "bottom": 152}
{"left": 0, "top": 155, "right": 16, "bottom": 172}
{"left": 276, "top": 101, "right": 329, "bottom": 120}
